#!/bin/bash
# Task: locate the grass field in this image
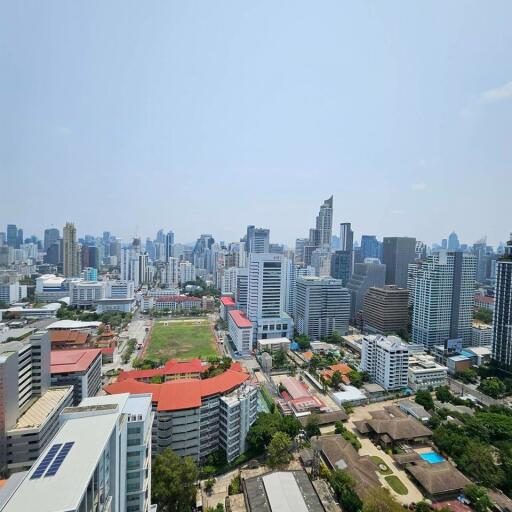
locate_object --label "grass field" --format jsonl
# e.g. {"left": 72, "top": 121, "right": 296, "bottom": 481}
{"left": 146, "top": 320, "right": 218, "bottom": 361}
{"left": 384, "top": 475, "right": 408, "bottom": 495}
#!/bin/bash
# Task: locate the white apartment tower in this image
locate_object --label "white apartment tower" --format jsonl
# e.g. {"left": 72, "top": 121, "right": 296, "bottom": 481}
{"left": 361, "top": 335, "right": 409, "bottom": 391}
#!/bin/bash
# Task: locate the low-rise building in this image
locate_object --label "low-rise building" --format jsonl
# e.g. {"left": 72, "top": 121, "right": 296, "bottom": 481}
{"left": 408, "top": 354, "right": 448, "bottom": 391}
{"left": 50, "top": 349, "right": 102, "bottom": 405}
{"left": 34, "top": 274, "right": 69, "bottom": 303}
{"left": 257, "top": 337, "right": 291, "bottom": 353}
{"left": 228, "top": 309, "right": 254, "bottom": 355}
{"left": 471, "top": 322, "right": 493, "bottom": 347}
{"left": 399, "top": 400, "right": 431, "bottom": 422}
{"left": 219, "top": 296, "right": 236, "bottom": 321}
{"left": 69, "top": 280, "right": 106, "bottom": 308}
{"left": 117, "top": 358, "right": 209, "bottom": 382}
{"left": 141, "top": 294, "right": 202, "bottom": 312}
{"left": 0, "top": 283, "right": 27, "bottom": 305}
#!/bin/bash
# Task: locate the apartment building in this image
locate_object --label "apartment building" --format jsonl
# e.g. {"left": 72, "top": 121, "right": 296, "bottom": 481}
{"left": 361, "top": 335, "right": 409, "bottom": 391}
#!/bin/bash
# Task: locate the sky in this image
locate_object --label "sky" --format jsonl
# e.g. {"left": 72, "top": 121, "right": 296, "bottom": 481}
{"left": 1, "top": 1, "right": 511, "bottom": 247}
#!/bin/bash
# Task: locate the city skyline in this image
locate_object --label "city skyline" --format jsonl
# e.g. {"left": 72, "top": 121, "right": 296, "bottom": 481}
{"left": 2, "top": 1, "right": 511, "bottom": 246}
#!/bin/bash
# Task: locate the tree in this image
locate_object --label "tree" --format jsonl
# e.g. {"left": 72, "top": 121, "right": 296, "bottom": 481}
{"left": 296, "top": 334, "right": 311, "bottom": 350}
{"left": 205, "top": 477, "right": 216, "bottom": 494}
{"left": 415, "top": 502, "right": 432, "bottom": 512}
{"left": 362, "top": 486, "right": 403, "bottom": 512}
{"left": 464, "top": 484, "right": 492, "bottom": 512}
{"left": 456, "top": 368, "right": 478, "bottom": 384}
{"left": 152, "top": 448, "right": 199, "bottom": 512}
{"left": 305, "top": 414, "right": 321, "bottom": 438}
{"left": 246, "top": 413, "right": 300, "bottom": 453}
{"left": 478, "top": 377, "right": 506, "bottom": 399}
{"left": 205, "top": 505, "right": 224, "bottom": 512}
{"left": 348, "top": 370, "right": 364, "bottom": 388}
{"left": 331, "top": 370, "right": 343, "bottom": 389}
{"left": 329, "top": 469, "right": 362, "bottom": 512}
{"left": 474, "top": 308, "right": 493, "bottom": 325}
{"left": 327, "top": 331, "right": 343, "bottom": 344}
{"left": 334, "top": 421, "right": 346, "bottom": 435}
{"left": 415, "top": 390, "right": 434, "bottom": 411}
{"left": 435, "top": 386, "right": 453, "bottom": 403}
{"left": 267, "top": 431, "right": 292, "bottom": 467}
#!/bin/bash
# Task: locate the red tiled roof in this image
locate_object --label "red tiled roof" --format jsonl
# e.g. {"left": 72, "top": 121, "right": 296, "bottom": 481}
{"left": 51, "top": 349, "right": 102, "bottom": 374}
{"left": 154, "top": 295, "right": 201, "bottom": 303}
{"left": 101, "top": 347, "right": 114, "bottom": 354}
{"left": 228, "top": 309, "right": 253, "bottom": 328}
{"left": 474, "top": 295, "right": 495, "bottom": 304}
{"left": 50, "top": 330, "right": 89, "bottom": 345}
{"left": 220, "top": 296, "right": 236, "bottom": 307}
{"left": 118, "top": 358, "right": 208, "bottom": 382}
{"left": 105, "top": 367, "right": 249, "bottom": 411}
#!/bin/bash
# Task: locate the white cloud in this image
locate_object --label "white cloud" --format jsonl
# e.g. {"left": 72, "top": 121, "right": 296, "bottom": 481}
{"left": 411, "top": 182, "right": 427, "bottom": 191}
{"left": 480, "top": 81, "right": 512, "bottom": 104}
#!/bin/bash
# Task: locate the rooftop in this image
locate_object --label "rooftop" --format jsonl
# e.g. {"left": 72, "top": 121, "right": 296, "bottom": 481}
{"left": 118, "top": 358, "right": 208, "bottom": 381}
{"left": 50, "top": 349, "right": 102, "bottom": 374}
{"left": 220, "top": 296, "right": 236, "bottom": 307}
{"left": 407, "top": 460, "right": 471, "bottom": 496}
{"left": 1, "top": 405, "right": 121, "bottom": 512}
{"left": 50, "top": 330, "right": 89, "bottom": 345}
{"left": 8, "top": 387, "right": 73, "bottom": 432}
{"left": 153, "top": 295, "right": 201, "bottom": 303}
{"left": 47, "top": 320, "right": 101, "bottom": 330}
{"left": 228, "top": 309, "right": 253, "bottom": 328}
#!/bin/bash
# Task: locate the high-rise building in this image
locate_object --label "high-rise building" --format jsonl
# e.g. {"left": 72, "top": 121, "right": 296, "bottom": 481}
{"left": 362, "top": 285, "right": 409, "bottom": 335}
{"left": 346, "top": 259, "right": 386, "bottom": 319}
{"left": 81, "top": 245, "right": 98, "bottom": 270}
{"left": 447, "top": 231, "right": 460, "bottom": 251}
{"left": 245, "top": 226, "right": 270, "bottom": 254}
{"left": 492, "top": 235, "right": 512, "bottom": 371}
{"left": 165, "top": 230, "right": 174, "bottom": 261}
{"left": 1, "top": 392, "right": 153, "bottom": 512}
{"left": 316, "top": 196, "right": 333, "bottom": 248}
{"left": 43, "top": 228, "right": 60, "bottom": 251}
{"left": 360, "top": 235, "right": 381, "bottom": 260}
{"left": 330, "top": 250, "right": 352, "bottom": 286}
{"left": 382, "top": 237, "right": 416, "bottom": 289}
{"left": 236, "top": 268, "right": 249, "bottom": 313}
{"left": 411, "top": 251, "right": 477, "bottom": 349}
{"left": 339, "top": 223, "right": 354, "bottom": 252}
{"left": 247, "top": 253, "right": 293, "bottom": 343}
{"left": 295, "top": 276, "right": 350, "bottom": 340}
{"left": 310, "top": 247, "right": 332, "bottom": 277}
{"left": 0, "top": 232, "right": 5, "bottom": 245}
{"left": 361, "top": 335, "right": 409, "bottom": 391}
{"left": 63, "top": 222, "right": 80, "bottom": 277}
{"left": 6, "top": 224, "right": 17, "bottom": 248}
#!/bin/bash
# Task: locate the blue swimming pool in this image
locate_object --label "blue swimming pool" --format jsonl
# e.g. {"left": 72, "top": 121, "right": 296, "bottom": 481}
{"left": 420, "top": 451, "right": 445, "bottom": 464}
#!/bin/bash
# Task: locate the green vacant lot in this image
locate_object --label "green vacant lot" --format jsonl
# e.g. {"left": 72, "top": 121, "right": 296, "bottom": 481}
{"left": 146, "top": 320, "right": 218, "bottom": 361}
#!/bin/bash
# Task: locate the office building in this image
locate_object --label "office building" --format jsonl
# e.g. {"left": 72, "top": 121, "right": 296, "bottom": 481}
{"left": 346, "top": 259, "right": 386, "bottom": 319}
{"left": 35, "top": 274, "right": 68, "bottom": 302}
{"left": 1, "top": 392, "right": 153, "bottom": 512}
{"left": 447, "top": 231, "right": 460, "bottom": 251}
{"left": 0, "top": 283, "right": 28, "bottom": 305}
{"left": 492, "top": 235, "right": 512, "bottom": 371}
{"left": 105, "top": 365, "right": 258, "bottom": 463}
{"left": 0, "top": 331, "right": 74, "bottom": 474}
{"left": 295, "top": 276, "right": 350, "bottom": 340}
{"left": 360, "top": 235, "right": 381, "bottom": 260}
{"left": 310, "top": 247, "right": 332, "bottom": 277}
{"left": 43, "top": 228, "right": 60, "bottom": 252}
{"left": 245, "top": 226, "right": 270, "bottom": 254}
{"left": 412, "top": 251, "right": 477, "bottom": 350}
{"left": 330, "top": 250, "right": 352, "bottom": 286}
{"left": 6, "top": 225, "right": 18, "bottom": 248}
{"left": 339, "top": 222, "right": 354, "bottom": 252}
{"left": 69, "top": 280, "right": 106, "bottom": 308}
{"left": 50, "top": 349, "right": 102, "bottom": 405}
{"left": 63, "top": 222, "right": 80, "bottom": 277}
{"left": 316, "top": 196, "right": 333, "bottom": 248}
{"left": 382, "top": 237, "right": 416, "bottom": 289}
{"left": 363, "top": 285, "right": 409, "bottom": 335}
{"left": 294, "top": 238, "right": 308, "bottom": 266}
{"left": 228, "top": 309, "right": 254, "bottom": 355}
{"left": 164, "top": 230, "right": 174, "bottom": 262}
{"left": 236, "top": 268, "right": 249, "bottom": 313}
{"left": 247, "top": 253, "right": 293, "bottom": 343}
{"left": 361, "top": 335, "right": 409, "bottom": 391}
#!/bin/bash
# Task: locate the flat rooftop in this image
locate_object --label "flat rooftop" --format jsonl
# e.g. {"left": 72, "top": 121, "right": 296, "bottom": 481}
{"left": 0, "top": 328, "right": 35, "bottom": 346}
{"left": 9, "top": 387, "right": 73, "bottom": 432}
{"left": 2, "top": 405, "right": 121, "bottom": 512}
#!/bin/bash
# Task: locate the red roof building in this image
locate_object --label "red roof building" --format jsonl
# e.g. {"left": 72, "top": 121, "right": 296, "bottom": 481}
{"left": 220, "top": 296, "right": 236, "bottom": 307}
{"left": 50, "top": 349, "right": 102, "bottom": 374}
{"left": 220, "top": 296, "right": 237, "bottom": 321}
{"left": 118, "top": 358, "right": 209, "bottom": 383}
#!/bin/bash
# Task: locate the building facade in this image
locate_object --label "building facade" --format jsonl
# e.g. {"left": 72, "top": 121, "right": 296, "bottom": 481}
{"left": 362, "top": 285, "right": 409, "bottom": 335}
{"left": 382, "top": 237, "right": 416, "bottom": 289}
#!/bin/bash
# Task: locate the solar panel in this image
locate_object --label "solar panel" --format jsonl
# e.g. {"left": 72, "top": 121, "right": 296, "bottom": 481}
{"left": 44, "top": 442, "right": 74, "bottom": 477}
{"left": 30, "top": 443, "right": 62, "bottom": 480}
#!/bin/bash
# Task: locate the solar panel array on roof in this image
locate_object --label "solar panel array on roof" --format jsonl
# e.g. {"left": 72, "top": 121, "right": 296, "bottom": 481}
{"left": 30, "top": 443, "right": 62, "bottom": 480}
{"left": 45, "top": 442, "right": 74, "bottom": 477}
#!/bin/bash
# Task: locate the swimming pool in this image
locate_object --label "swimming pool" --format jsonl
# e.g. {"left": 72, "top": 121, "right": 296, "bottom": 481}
{"left": 420, "top": 451, "right": 445, "bottom": 464}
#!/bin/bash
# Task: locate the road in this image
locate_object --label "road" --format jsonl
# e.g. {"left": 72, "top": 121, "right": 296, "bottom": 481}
{"left": 447, "top": 376, "right": 499, "bottom": 407}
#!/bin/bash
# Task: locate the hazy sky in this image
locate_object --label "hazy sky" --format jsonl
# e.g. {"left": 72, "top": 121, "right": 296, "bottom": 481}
{"left": 1, "top": 1, "right": 511, "bottom": 247}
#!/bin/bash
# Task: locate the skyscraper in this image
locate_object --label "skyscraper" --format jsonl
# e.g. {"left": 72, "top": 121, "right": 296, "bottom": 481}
{"left": 346, "top": 259, "right": 386, "bottom": 319}
{"left": 245, "top": 226, "right": 270, "bottom": 254}
{"left": 447, "top": 231, "right": 460, "bottom": 251}
{"left": 330, "top": 250, "right": 352, "bottom": 286}
{"left": 63, "top": 222, "right": 80, "bottom": 277}
{"left": 6, "top": 224, "right": 17, "bottom": 248}
{"left": 43, "top": 228, "right": 60, "bottom": 251}
{"left": 382, "top": 237, "right": 416, "bottom": 289}
{"left": 492, "top": 235, "right": 512, "bottom": 371}
{"left": 339, "top": 223, "right": 354, "bottom": 252}
{"left": 165, "top": 230, "right": 174, "bottom": 261}
{"left": 316, "top": 196, "right": 333, "bottom": 248}
{"left": 360, "top": 235, "right": 381, "bottom": 260}
{"left": 411, "top": 251, "right": 477, "bottom": 349}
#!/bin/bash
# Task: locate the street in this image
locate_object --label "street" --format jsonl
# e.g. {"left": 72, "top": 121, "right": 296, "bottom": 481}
{"left": 447, "top": 376, "right": 499, "bottom": 407}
